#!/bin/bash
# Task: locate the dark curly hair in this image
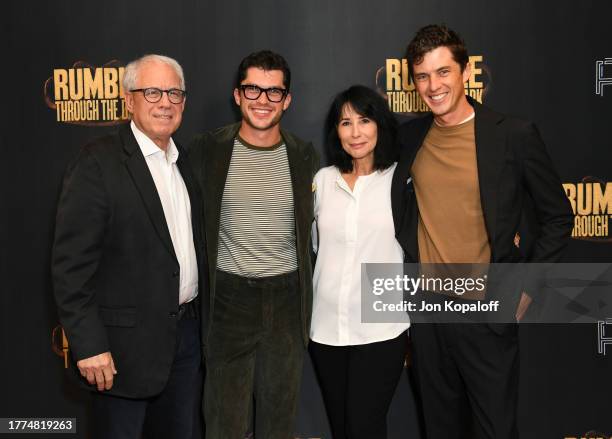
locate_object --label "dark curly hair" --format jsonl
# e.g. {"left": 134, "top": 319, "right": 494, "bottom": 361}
{"left": 325, "top": 85, "right": 398, "bottom": 173}
{"left": 235, "top": 50, "right": 291, "bottom": 91}
{"left": 405, "top": 24, "right": 469, "bottom": 79}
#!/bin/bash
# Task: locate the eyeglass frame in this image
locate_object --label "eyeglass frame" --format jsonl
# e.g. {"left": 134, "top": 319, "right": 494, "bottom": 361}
{"left": 129, "top": 87, "right": 187, "bottom": 104}
{"left": 239, "top": 84, "right": 288, "bottom": 103}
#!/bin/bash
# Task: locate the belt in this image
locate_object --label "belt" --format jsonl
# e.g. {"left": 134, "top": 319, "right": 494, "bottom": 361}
{"left": 216, "top": 269, "right": 298, "bottom": 289}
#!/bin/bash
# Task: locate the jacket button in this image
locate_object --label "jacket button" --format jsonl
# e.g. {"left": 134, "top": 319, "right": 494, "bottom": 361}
{"left": 169, "top": 312, "right": 177, "bottom": 318}
{"left": 172, "top": 271, "right": 179, "bottom": 277}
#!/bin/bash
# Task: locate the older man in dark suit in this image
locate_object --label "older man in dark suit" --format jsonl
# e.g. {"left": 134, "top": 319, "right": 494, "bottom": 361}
{"left": 52, "top": 54, "right": 205, "bottom": 439}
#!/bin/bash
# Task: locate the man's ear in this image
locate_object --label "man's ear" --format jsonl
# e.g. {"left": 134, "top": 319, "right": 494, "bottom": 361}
{"left": 125, "top": 91, "right": 135, "bottom": 113}
{"left": 233, "top": 88, "right": 241, "bottom": 106}
{"left": 462, "top": 62, "right": 472, "bottom": 84}
{"left": 282, "top": 92, "right": 292, "bottom": 111}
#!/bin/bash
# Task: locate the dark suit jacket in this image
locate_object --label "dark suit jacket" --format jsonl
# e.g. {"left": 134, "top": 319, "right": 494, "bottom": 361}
{"left": 391, "top": 98, "right": 573, "bottom": 318}
{"left": 188, "top": 123, "right": 319, "bottom": 347}
{"left": 52, "top": 123, "right": 205, "bottom": 398}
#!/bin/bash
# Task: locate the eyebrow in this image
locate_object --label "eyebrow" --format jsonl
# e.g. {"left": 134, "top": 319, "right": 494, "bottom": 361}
{"left": 339, "top": 115, "right": 368, "bottom": 121}
{"left": 243, "top": 83, "right": 285, "bottom": 89}
{"left": 416, "top": 65, "right": 452, "bottom": 75}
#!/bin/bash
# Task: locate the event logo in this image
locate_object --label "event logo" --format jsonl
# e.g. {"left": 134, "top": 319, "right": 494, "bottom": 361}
{"left": 376, "top": 55, "right": 490, "bottom": 114}
{"left": 51, "top": 325, "right": 70, "bottom": 368}
{"left": 597, "top": 318, "right": 612, "bottom": 356}
{"left": 563, "top": 178, "right": 612, "bottom": 241}
{"left": 565, "top": 432, "right": 610, "bottom": 439}
{"left": 44, "top": 60, "right": 128, "bottom": 126}
{"left": 595, "top": 58, "right": 612, "bottom": 96}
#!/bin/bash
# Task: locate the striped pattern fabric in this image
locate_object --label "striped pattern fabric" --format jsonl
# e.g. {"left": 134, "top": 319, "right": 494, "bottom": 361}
{"left": 217, "top": 137, "right": 297, "bottom": 277}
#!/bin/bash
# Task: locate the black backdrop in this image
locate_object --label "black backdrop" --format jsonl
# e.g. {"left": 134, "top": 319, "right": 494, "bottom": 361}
{"left": 2, "top": 1, "right": 612, "bottom": 438}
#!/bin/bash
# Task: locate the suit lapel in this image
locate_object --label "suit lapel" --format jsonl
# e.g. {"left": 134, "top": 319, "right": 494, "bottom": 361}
{"left": 391, "top": 162, "right": 409, "bottom": 236}
{"left": 473, "top": 101, "right": 505, "bottom": 251}
{"left": 282, "top": 128, "right": 311, "bottom": 257}
{"left": 392, "top": 115, "right": 432, "bottom": 230}
{"left": 406, "top": 116, "right": 433, "bottom": 171}
{"left": 120, "top": 125, "right": 177, "bottom": 263}
{"left": 392, "top": 114, "right": 432, "bottom": 262}
{"left": 204, "top": 125, "right": 237, "bottom": 270}
{"left": 177, "top": 146, "right": 202, "bottom": 245}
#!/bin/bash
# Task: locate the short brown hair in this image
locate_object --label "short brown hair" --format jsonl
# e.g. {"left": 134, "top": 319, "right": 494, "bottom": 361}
{"left": 405, "top": 24, "right": 469, "bottom": 78}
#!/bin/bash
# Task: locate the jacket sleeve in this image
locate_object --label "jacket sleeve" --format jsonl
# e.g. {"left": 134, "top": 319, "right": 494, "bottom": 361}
{"left": 517, "top": 123, "right": 574, "bottom": 300}
{"left": 519, "top": 123, "right": 573, "bottom": 262}
{"left": 52, "top": 147, "right": 110, "bottom": 361}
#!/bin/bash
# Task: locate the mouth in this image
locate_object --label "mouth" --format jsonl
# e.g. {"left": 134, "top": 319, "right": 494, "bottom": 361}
{"left": 429, "top": 92, "right": 448, "bottom": 103}
{"left": 153, "top": 114, "right": 173, "bottom": 120}
{"left": 349, "top": 142, "right": 367, "bottom": 149}
{"left": 250, "top": 107, "right": 274, "bottom": 117}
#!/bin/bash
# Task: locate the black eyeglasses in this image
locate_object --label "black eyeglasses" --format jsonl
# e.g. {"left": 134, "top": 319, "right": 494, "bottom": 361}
{"left": 130, "top": 88, "right": 186, "bottom": 104}
{"left": 240, "top": 85, "right": 287, "bottom": 103}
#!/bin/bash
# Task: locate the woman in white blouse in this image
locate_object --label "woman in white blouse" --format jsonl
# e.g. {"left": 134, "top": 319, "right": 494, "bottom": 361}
{"left": 310, "top": 85, "right": 410, "bottom": 438}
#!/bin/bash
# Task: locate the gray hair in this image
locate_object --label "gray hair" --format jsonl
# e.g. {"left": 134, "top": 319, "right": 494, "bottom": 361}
{"left": 123, "top": 54, "right": 186, "bottom": 92}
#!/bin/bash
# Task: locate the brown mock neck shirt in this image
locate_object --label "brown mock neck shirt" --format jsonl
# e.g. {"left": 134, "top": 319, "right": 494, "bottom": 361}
{"left": 412, "top": 117, "right": 491, "bottom": 265}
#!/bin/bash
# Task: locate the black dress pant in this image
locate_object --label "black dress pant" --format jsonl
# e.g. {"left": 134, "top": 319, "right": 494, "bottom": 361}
{"left": 91, "top": 312, "right": 202, "bottom": 439}
{"left": 410, "top": 322, "right": 519, "bottom": 439}
{"left": 309, "top": 332, "right": 407, "bottom": 439}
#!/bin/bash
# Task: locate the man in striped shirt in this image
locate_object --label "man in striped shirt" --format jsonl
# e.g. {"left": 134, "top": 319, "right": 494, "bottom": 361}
{"left": 189, "top": 50, "right": 318, "bottom": 439}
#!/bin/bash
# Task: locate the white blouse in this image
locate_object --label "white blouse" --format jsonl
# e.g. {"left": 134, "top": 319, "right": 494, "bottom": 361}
{"left": 311, "top": 163, "right": 410, "bottom": 346}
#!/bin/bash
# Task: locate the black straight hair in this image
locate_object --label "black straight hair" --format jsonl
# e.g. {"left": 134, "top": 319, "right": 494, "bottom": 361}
{"left": 325, "top": 85, "right": 398, "bottom": 173}
{"left": 235, "top": 50, "right": 291, "bottom": 90}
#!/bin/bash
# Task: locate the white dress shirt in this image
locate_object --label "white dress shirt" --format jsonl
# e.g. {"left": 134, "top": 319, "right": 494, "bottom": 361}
{"left": 131, "top": 121, "right": 198, "bottom": 305}
{"left": 311, "top": 163, "right": 410, "bottom": 346}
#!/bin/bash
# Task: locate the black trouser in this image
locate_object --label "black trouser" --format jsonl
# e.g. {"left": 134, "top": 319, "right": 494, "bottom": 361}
{"left": 309, "top": 332, "right": 408, "bottom": 439}
{"left": 410, "top": 322, "right": 519, "bottom": 439}
{"left": 91, "top": 307, "right": 202, "bottom": 439}
{"left": 203, "top": 270, "right": 304, "bottom": 439}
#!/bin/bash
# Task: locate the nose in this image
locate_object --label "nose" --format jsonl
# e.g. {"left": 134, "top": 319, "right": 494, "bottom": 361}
{"left": 350, "top": 122, "right": 360, "bottom": 137}
{"left": 256, "top": 90, "right": 270, "bottom": 105}
{"left": 158, "top": 91, "right": 172, "bottom": 107}
{"left": 429, "top": 75, "right": 441, "bottom": 91}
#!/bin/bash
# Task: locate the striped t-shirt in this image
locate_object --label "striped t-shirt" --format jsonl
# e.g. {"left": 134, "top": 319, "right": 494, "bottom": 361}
{"left": 217, "top": 136, "right": 297, "bottom": 277}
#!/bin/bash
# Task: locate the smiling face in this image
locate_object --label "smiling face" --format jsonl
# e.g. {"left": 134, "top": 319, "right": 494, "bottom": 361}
{"left": 337, "top": 103, "right": 378, "bottom": 166}
{"left": 233, "top": 67, "right": 291, "bottom": 140}
{"left": 412, "top": 46, "right": 472, "bottom": 126}
{"left": 124, "top": 60, "right": 185, "bottom": 150}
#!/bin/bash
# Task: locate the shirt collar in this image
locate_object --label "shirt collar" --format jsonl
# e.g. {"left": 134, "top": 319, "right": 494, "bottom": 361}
{"left": 130, "top": 121, "right": 179, "bottom": 164}
{"left": 334, "top": 162, "right": 396, "bottom": 182}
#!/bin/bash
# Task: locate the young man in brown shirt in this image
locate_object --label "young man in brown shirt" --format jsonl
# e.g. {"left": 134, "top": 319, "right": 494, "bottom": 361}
{"left": 391, "top": 24, "right": 573, "bottom": 439}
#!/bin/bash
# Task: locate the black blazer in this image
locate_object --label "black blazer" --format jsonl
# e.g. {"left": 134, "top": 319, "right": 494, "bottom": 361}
{"left": 52, "top": 123, "right": 205, "bottom": 398}
{"left": 188, "top": 123, "right": 319, "bottom": 347}
{"left": 391, "top": 98, "right": 573, "bottom": 312}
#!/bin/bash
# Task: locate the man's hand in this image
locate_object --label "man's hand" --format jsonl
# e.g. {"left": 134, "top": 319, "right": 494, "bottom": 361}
{"left": 76, "top": 352, "right": 117, "bottom": 391}
{"left": 515, "top": 292, "right": 532, "bottom": 322}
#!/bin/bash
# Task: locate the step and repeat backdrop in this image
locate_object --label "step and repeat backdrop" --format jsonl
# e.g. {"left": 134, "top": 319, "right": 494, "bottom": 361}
{"left": 2, "top": 1, "right": 611, "bottom": 438}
